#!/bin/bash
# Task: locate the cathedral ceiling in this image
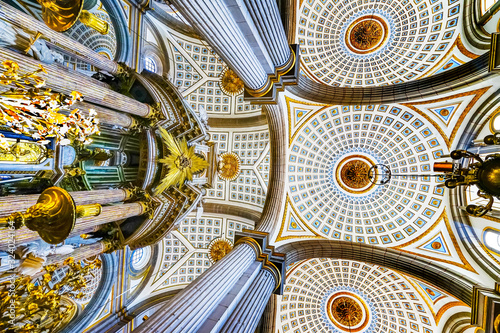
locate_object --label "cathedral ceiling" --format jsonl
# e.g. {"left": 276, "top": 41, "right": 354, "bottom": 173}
{"left": 296, "top": 0, "right": 484, "bottom": 87}
{"left": 273, "top": 75, "right": 500, "bottom": 287}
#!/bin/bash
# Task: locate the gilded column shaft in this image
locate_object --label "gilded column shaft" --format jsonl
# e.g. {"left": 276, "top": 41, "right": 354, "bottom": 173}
{"left": 0, "top": 47, "right": 150, "bottom": 117}
{"left": 0, "top": 189, "right": 130, "bottom": 218}
{"left": 0, "top": 202, "right": 143, "bottom": 246}
{"left": 221, "top": 269, "right": 276, "bottom": 333}
{"left": 0, "top": 1, "right": 118, "bottom": 74}
{"left": 134, "top": 243, "right": 257, "bottom": 333}
{"left": 170, "top": 0, "right": 268, "bottom": 90}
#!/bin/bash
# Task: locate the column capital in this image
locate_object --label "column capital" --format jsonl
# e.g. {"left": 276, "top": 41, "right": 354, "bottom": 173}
{"left": 244, "top": 44, "right": 300, "bottom": 104}
{"left": 235, "top": 230, "right": 287, "bottom": 294}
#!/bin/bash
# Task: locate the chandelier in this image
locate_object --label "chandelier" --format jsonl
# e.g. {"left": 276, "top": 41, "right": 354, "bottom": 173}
{"left": 364, "top": 134, "right": 500, "bottom": 217}
{"left": 434, "top": 134, "right": 500, "bottom": 217}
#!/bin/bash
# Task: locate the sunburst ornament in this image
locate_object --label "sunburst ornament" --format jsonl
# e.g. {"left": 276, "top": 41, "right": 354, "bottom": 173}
{"left": 219, "top": 67, "right": 244, "bottom": 96}
{"left": 155, "top": 127, "right": 209, "bottom": 195}
{"left": 207, "top": 238, "right": 233, "bottom": 264}
{"left": 217, "top": 152, "right": 241, "bottom": 181}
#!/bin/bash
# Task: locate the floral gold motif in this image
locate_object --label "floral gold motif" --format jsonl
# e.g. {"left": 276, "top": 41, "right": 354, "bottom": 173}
{"left": 217, "top": 152, "right": 241, "bottom": 181}
{"left": 340, "top": 160, "right": 371, "bottom": 189}
{"left": 208, "top": 238, "right": 233, "bottom": 263}
{"left": 219, "top": 68, "right": 244, "bottom": 96}
{"left": 345, "top": 15, "right": 389, "bottom": 54}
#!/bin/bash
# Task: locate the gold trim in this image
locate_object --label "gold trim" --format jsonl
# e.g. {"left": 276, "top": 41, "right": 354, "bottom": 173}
{"left": 262, "top": 260, "right": 282, "bottom": 291}
{"left": 335, "top": 155, "right": 377, "bottom": 194}
{"left": 275, "top": 197, "right": 326, "bottom": 242}
{"left": 245, "top": 46, "right": 296, "bottom": 97}
{"left": 234, "top": 236, "right": 263, "bottom": 257}
{"left": 394, "top": 210, "right": 477, "bottom": 273}
{"left": 422, "top": 34, "right": 481, "bottom": 78}
{"left": 326, "top": 291, "right": 370, "bottom": 332}
{"left": 401, "top": 86, "right": 490, "bottom": 149}
{"left": 285, "top": 95, "right": 329, "bottom": 145}
{"left": 489, "top": 107, "right": 500, "bottom": 134}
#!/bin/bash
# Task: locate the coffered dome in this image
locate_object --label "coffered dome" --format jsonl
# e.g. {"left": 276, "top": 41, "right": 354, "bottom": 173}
{"left": 297, "top": 0, "right": 464, "bottom": 86}
{"left": 280, "top": 258, "right": 459, "bottom": 333}
{"left": 287, "top": 103, "right": 448, "bottom": 246}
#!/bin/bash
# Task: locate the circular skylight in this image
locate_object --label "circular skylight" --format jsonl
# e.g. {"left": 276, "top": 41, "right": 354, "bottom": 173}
{"left": 287, "top": 104, "right": 447, "bottom": 246}
{"left": 297, "top": 0, "right": 461, "bottom": 86}
{"left": 130, "top": 246, "right": 151, "bottom": 271}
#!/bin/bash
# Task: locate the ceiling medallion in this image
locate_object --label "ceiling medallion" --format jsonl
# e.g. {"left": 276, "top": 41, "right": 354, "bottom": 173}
{"left": 327, "top": 292, "right": 370, "bottom": 332}
{"left": 207, "top": 238, "right": 233, "bottom": 264}
{"left": 217, "top": 152, "right": 241, "bottom": 181}
{"left": 219, "top": 67, "right": 245, "bottom": 96}
{"left": 345, "top": 15, "right": 389, "bottom": 54}
{"left": 335, "top": 155, "right": 377, "bottom": 194}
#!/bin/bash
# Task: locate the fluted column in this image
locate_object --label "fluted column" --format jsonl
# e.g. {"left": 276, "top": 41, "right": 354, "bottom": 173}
{"left": 260, "top": 295, "right": 278, "bottom": 333}
{"left": 221, "top": 269, "right": 277, "bottom": 332}
{"left": 44, "top": 240, "right": 107, "bottom": 266}
{"left": 0, "top": 47, "right": 151, "bottom": 117}
{"left": 134, "top": 242, "right": 259, "bottom": 333}
{"left": 0, "top": 188, "right": 131, "bottom": 217}
{"left": 73, "top": 101, "right": 136, "bottom": 129}
{"left": 0, "top": 1, "right": 118, "bottom": 74}
{"left": 240, "top": 0, "right": 291, "bottom": 67}
{"left": 0, "top": 202, "right": 145, "bottom": 246}
{"left": 170, "top": 0, "right": 268, "bottom": 90}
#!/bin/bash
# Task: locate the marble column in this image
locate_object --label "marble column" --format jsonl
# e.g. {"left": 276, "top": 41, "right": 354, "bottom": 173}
{"left": 170, "top": 0, "right": 268, "bottom": 90}
{"left": 0, "top": 1, "right": 118, "bottom": 74}
{"left": 134, "top": 233, "right": 284, "bottom": 333}
{"left": 0, "top": 188, "right": 131, "bottom": 217}
{"left": 240, "top": 0, "right": 291, "bottom": 68}
{"left": 134, "top": 241, "right": 259, "bottom": 333}
{"left": 221, "top": 269, "right": 277, "bottom": 333}
{"left": 0, "top": 202, "right": 145, "bottom": 246}
{"left": 0, "top": 47, "right": 151, "bottom": 117}
{"left": 44, "top": 240, "right": 108, "bottom": 266}
{"left": 72, "top": 101, "right": 136, "bottom": 129}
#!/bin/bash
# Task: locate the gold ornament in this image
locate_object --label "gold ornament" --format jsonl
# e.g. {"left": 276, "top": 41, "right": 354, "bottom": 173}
{"left": 219, "top": 68, "right": 244, "bottom": 96}
{"left": 327, "top": 292, "right": 370, "bottom": 332}
{"left": 155, "top": 127, "right": 209, "bottom": 195}
{"left": 0, "top": 60, "right": 100, "bottom": 147}
{"left": 208, "top": 238, "right": 233, "bottom": 264}
{"left": 330, "top": 297, "right": 363, "bottom": 326}
{"left": 217, "top": 152, "right": 241, "bottom": 181}
{"left": 345, "top": 16, "right": 389, "bottom": 54}
{"left": 0, "top": 258, "right": 101, "bottom": 332}
{"left": 340, "top": 160, "right": 371, "bottom": 189}
{"left": 0, "top": 187, "right": 101, "bottom": 244}
{"left": 37, "top": 0, "right": 109, "bottom": 34}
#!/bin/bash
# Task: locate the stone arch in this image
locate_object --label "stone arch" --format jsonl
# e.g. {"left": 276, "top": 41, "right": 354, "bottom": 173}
{"left": 276, "top": 240, "right": 479, "bottom": 305}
